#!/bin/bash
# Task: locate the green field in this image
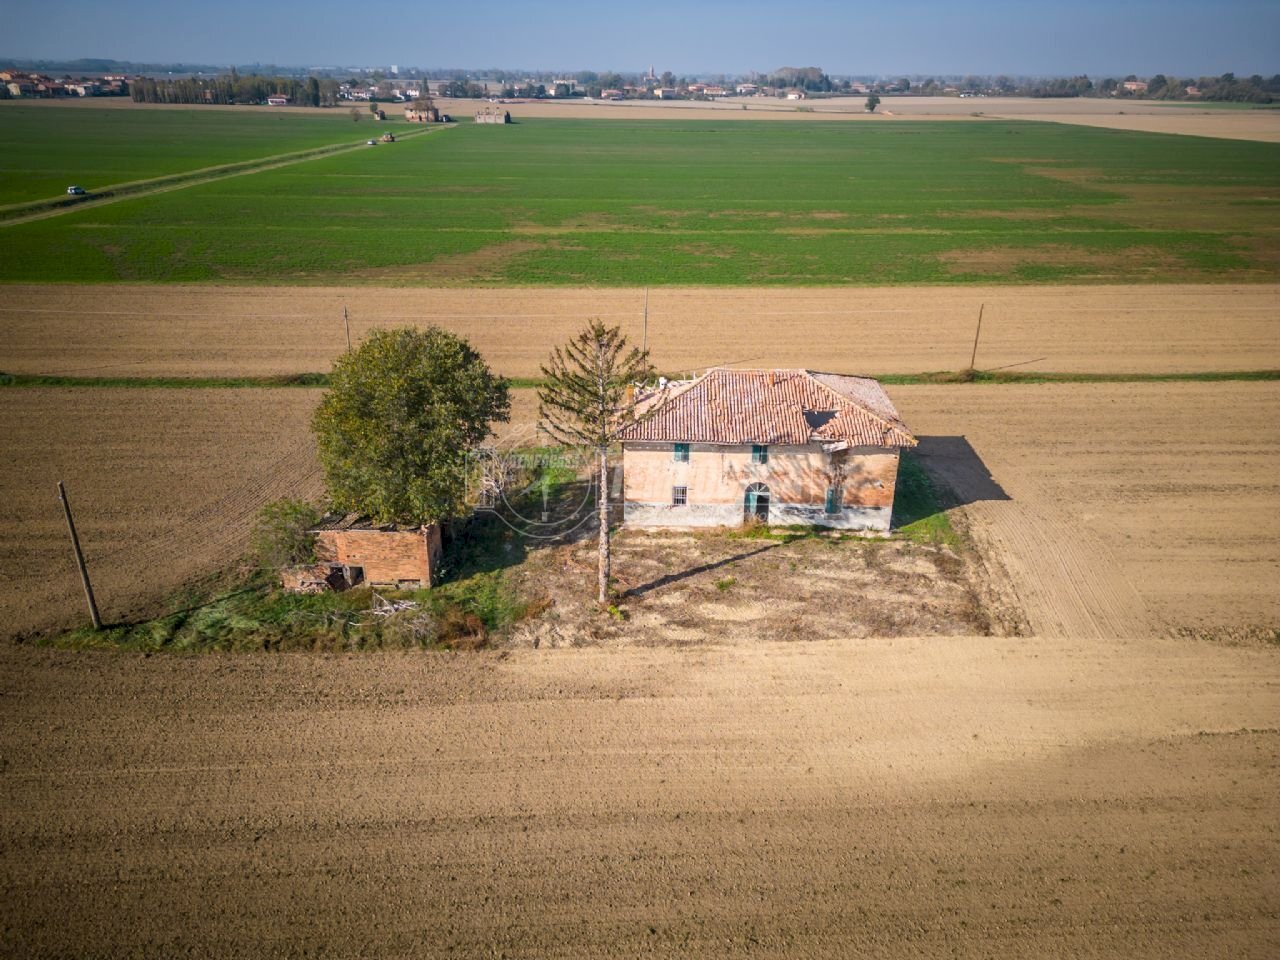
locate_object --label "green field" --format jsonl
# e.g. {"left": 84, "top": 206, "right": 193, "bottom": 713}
{"left": 1, "top": 110, "right": 1277, "bottom": 285}
{"left": 0, "top": 103, "right": 396, "bottom": 205}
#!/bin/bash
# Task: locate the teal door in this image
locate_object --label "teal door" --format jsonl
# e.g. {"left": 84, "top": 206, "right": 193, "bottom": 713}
{"left": 744, "top": 483, "right": 770, "bottom": 523}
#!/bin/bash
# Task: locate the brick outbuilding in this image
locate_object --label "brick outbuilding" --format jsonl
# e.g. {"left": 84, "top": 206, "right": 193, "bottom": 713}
{"left": 282, "top": 515, "right": 442, "bottom": 592}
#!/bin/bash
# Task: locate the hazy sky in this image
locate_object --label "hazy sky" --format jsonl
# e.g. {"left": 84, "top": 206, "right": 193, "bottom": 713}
{"left": 6, "top": 0, "right": 1277, "bottom": 76}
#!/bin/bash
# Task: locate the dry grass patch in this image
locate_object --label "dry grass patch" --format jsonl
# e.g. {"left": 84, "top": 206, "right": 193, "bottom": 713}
{"left": 938, "top": 243, "right": 1187, "bottom": 279}
{"left": 503, "top": 529, "right": 997, "bottom": 649}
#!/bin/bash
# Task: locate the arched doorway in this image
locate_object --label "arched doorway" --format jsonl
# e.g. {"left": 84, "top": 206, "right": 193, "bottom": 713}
{"left": 744, "top": 482, "right": 770, "bottom": 524}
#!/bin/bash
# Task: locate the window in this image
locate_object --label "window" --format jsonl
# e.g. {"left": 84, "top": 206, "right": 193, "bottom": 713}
{"left": 824, "top": 487, "right": 840, "bottom": 514}
{"left": 752, "top": 444, "right": 769, "bottom": 464}
{"left": 672, "top": 486, "right": 688, "bottom": 506}
{"left": 673, "top": 442, "right": 690, "bottom": 463}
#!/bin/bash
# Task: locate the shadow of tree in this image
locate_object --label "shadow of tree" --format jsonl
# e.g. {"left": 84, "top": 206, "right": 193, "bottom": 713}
{"left": 622, "top": 542, "right": 780, "bottom": 598}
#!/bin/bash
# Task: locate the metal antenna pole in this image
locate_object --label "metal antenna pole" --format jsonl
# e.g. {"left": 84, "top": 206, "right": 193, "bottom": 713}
{"left": 57, "top": 481, "right": 101, "bottom": 630}
{"left": 968, "top": 303, "right": 985, "bottom": 370}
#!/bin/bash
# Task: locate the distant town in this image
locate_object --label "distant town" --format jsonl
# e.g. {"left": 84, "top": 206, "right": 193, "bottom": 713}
{"left": 2, "top": 60, "right": 1277, "bottom": 105}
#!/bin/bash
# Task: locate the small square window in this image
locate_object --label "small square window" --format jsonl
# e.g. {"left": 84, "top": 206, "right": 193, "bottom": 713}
{"left": 672, "top": 485, "right": 688, "bottom": 506}
{"left": 752, "top": 444, "right": 769, "bottom": 464}
{"left": 673, "top": 442, "right": 690, "bottom": 463}
{"left": 825, "top": 487, "right": 840, "bottom": 514}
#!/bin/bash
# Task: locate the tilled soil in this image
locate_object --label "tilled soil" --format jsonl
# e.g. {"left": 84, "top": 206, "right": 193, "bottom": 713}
{"left": 0, "top": 388, "right": 324, "bottom": 639}
{"left": 1, "top": 637, "right": 1276, "bottom": 958}
{"left": 2, "top": 283, "right": 1276, "bottom": 378}
{"left": 895, "top": 382, "right": 1280, "bottom": 636}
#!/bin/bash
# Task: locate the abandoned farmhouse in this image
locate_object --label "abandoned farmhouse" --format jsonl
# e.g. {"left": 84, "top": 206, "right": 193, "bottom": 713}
{"left": 618, "top": 368, "right": 917, "bottom": 531}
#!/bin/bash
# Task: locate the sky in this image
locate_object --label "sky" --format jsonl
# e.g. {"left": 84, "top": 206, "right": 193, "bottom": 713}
{"left": 6, "top": 0, "right": 1278, "bottom": 77}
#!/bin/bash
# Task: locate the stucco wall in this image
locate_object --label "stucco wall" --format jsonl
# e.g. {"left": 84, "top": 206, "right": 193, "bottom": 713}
{"left": 621, "top": 442, "right": 901, "bottom": 530}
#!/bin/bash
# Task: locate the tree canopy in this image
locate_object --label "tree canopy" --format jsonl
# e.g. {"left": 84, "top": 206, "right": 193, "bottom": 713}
{"left": 313, "top": 327, "right": 510, "bottom": 525}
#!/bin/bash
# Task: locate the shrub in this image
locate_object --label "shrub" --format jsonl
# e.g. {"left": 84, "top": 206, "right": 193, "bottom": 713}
{"left": 252, "top": 498, "right": 321, "bottom": 571}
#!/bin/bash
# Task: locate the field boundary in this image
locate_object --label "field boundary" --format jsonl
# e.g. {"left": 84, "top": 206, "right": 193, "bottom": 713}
{"left": 0, "top": 125, "right": 446, "bottom": 227}
{"left": 3, "top": 370, "right": 1277, "bottom": 390}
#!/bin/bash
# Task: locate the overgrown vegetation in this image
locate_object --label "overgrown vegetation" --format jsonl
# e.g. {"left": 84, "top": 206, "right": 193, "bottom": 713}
{"left": 251, "top": 499, "right": 320, "bottom": 571}
{"left": 46, "top": 570, "right": 545, "bottom": 653}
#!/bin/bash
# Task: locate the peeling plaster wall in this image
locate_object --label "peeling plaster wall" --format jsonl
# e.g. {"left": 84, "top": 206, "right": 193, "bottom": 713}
{"left": 621, "top": 442, "right": 901, "bottom": 530}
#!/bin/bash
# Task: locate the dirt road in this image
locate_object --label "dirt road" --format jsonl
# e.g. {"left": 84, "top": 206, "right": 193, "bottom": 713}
{"left": 3, "top": 283, "right": 1276, "bottom": 378}
{"left": 1, "top": 638, "right": 1275, "bottom": 958}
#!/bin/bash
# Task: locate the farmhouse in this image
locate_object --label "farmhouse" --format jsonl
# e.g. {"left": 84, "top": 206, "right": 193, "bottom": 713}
{"left": 618, "top": 368, "right": 916, "bottom": 532}
{"left": 281, "top": 515, "right": 443, "bottom": 592}
{"left": 473, "top": 107, "right": 511, "bottom": 124}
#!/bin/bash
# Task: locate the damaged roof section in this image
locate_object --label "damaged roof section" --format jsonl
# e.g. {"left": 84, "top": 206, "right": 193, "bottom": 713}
{"left": 620, "top": 368, "right": 917, "bottom": 448}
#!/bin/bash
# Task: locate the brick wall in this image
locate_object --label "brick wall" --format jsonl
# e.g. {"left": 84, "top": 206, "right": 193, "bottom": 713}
{"left": 314, "top": 525, "right": 441, "bottom": 587}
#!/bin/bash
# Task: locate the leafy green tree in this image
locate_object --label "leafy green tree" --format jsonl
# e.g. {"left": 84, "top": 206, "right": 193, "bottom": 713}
{"left": 865, "top": 94, "right": 881, "bottom": 112}
{"left": 538, "top": 322, "right": 651, "bottom": 605}
{"left": 313, "top": 328, "right": 510, "bottom": 525}
{"left": 252, "top": 498, "right": 321, "bottom": 570}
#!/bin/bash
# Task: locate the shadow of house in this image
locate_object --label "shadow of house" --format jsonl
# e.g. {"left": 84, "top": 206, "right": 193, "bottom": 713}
{"left": 910, "top": 436, "right": 1011, "bottom": 508}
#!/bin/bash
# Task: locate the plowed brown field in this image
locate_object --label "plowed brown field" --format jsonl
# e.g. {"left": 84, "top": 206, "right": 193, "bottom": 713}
{"left": 430, "top": 95, "right": 1280, "bottom": 142}
{"left": 896, "top": 382, "right": 1280, "bottom": 636}
{"left": 2, "top": 636, "right": 1276, "bottom": 958}
{"left": 0, "top": 389, "right": 323, "bottom": 639}
{"left": 3, "top": 382, "right": 1276, "bottom": 642}
{"left": 3, "top": 284, "right": 1277, "bottom": 378}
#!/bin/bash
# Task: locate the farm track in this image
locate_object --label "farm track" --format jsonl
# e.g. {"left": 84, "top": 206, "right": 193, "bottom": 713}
{"left": 0, "top": 125, "right": 445, "bottom": 227}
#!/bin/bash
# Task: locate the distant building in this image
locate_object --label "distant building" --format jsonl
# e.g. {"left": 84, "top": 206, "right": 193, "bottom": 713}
{"left": 1119, "top": 80, "right": 1149, "bottom": 94}
{"left": 266, "top": 95, "right": 289, "bottom": 106}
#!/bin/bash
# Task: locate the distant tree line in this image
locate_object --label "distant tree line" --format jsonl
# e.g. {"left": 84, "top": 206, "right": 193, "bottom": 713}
{"left": 875, "top": 72, "right": 1279, "bottom": 103}
{"left": 130, "top": 72, "right": 340, "bottom": 106}
{"left": 767, "top": 66, "right": 834, "bottom": 92}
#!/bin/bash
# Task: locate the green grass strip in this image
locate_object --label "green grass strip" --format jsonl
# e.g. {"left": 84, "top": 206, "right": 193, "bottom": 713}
{"left": 3, "top": 370, "right": 1278, "bottom": 390}
{"left": 875, "top": 369, "right": 1280, "bottom": 385}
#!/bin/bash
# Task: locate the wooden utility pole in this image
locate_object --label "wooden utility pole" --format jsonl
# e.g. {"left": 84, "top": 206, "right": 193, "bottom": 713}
{"left": 968, "top": 303, "right": 985, "bottom": 370}
{"left": 343, "top": 305, "right": 352, "bottom": 351}
{"left": 57, "top": 481, "right": 101, "bottom": 630}
{"left": 642, "top": 288, "right": 649, "bottom": 354}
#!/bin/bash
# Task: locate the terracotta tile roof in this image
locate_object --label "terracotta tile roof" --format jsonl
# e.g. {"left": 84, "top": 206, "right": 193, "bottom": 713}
{"left": 619, "top": 368, "right": 916, "bottom": 448}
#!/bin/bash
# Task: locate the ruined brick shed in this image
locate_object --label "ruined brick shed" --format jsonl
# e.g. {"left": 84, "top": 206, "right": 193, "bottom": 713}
{"left": 618, "top": 368, "right": 917, "bottom": 532}
{"left": 281, "top": 515, "right": 442, "bottom": 592}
